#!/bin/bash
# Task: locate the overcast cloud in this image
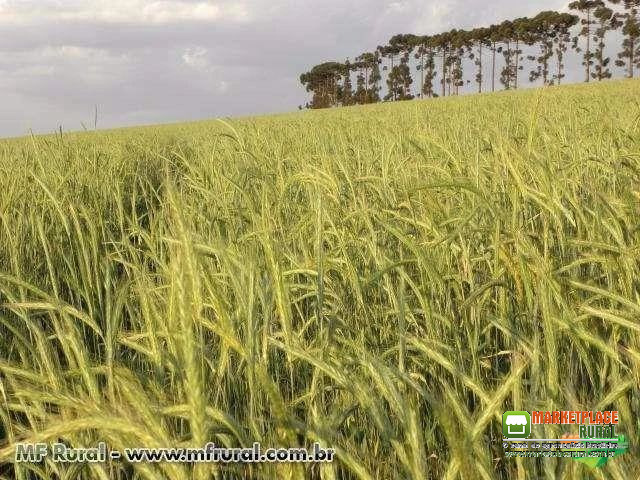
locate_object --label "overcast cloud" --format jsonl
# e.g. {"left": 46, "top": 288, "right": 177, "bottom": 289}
{"left": 0, "top": 0, "right": 583, "bottom": 138}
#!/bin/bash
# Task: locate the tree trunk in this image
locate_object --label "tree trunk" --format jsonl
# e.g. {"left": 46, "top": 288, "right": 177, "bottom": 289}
{"left": 431, "top": 49, "right": 435, "bottom": 97}
{"left": 456, "top": 55, "right": 461, "bottom": 95}
{"left": 543, "top": 40, "right": 550, "bottom": 86}
{"left": 514, "top": 40, "right": 519, "bottom": 89}
{"left": 364, "top": 67, "right": 369, "bottom": 103}
{"left": 391, "top": 55, "right": 395, "bottom": 100}
{"left": 420, "top": 53, "right": 424, "bottom": 99}
{"left": 631, "top": 37, "right": 636, "bottom": 79}
{"left": 506, "top": 40, "right": 511, "bottom": 90}
{"left": 447, "top": 58, "right": 451, "bottom": 97}
{"left": 596, "top": 37, "right": 602, "bottom": 81}
{"left": 478, "top": 43, "right": 483, "bottom": 93}
{"left": 404, "top": 54, "right": 409, "bottom": 98}
{"left": 447, "top": 51, "right": 453, "bottom": 96}
{"left": 441, "top": 49, "right": 446, "bottom": 97}
{"left": 454, "top": 63, "right": 458, "bottom": 96}
{"left": 557, "top": 48, "right": 562, "bottom": 85}
{"left": 586, "top": 8, "right": 591, "bottom": 82}
{"left": 324, "top": 77, "right": 329, "bottom": 107}
{"left": 491, "top": 42, "right": 496, "bottom": 92}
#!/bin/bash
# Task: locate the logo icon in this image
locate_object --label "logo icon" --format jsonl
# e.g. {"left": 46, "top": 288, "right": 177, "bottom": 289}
{"left": 503, "top": 411, "right": 531, "bottom": 439}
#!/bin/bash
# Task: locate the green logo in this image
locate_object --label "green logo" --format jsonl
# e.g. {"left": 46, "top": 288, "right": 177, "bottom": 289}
{"left": 503, "top": 411, "right": 531, "bottom": 439}
{"left": 572, "top": 433, "right": 630, "bottom": 469}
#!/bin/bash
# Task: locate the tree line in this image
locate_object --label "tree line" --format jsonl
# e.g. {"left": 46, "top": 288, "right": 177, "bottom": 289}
{"left": 299, "top": 1, "right": 640, "bottom": 109}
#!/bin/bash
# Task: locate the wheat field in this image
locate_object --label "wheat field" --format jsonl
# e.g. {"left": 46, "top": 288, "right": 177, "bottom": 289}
{"left": 0, "top": 80, "right": 639, "bottom": 479}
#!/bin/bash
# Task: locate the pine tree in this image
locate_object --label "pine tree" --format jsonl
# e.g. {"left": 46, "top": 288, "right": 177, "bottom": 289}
{"left": 354, "top": 52, "right": 382, "bottom": 104}
{"left": 528, "top": 12, "right": 578, "bottom": 86}
{"left": 415, "top": 36, "right": 438, "bottom": 98}
{"left": 499, "top": 20, "right": 516, "bottom": 89}
{"left": 488, "top": 25, "right": 502, "bottom": 92}
{"left": 387, "top": 34, "right": 417, "bottom": 99}
{"left": 570, "top": 1, "right": 605, "bottom": 82}
{"left": 370, "top": 51, "right": 383, "bottom": 102}
{"left": 354, "top": 69, "right": 366, "bottom": 104}
{"left": 341, "top": 60, "right": 354, "bottom": 106}
{"left": 299, "top": 62, "right": 344, "bottom": 108}
{"left": 592, "top": 6, "right": 621, "bottom": 80}
{"left": 378, "top": 44, "right": 399, "bottom": 100}
{"left": 434, "top": 31, "right": 453, "bottom": 97}
{"left": 610, "top": 0, "right": 640, "bottom": 78}
{"left": 528, "top": 13, "right": 553, "bottom": 85}
{"left": 423, "top": 44, "right": 438, "bottom": 97}
{"left": 468, "top": 27, "right": 490, "bottom": 93}
{"left": 553, "top": 14, "right": 579, "bottom": 84}
{"left": 450, "top": 30, "right": 468, "bottom": 95}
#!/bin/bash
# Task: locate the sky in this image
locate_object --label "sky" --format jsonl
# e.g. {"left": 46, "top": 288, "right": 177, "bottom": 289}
{"left": 0, "top": 0, "right": 586, "bottom": 138}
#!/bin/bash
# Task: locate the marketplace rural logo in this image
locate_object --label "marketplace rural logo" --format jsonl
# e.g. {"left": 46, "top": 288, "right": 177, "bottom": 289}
{"left": 502, "top": 410, "right": 630, "bottom": 468}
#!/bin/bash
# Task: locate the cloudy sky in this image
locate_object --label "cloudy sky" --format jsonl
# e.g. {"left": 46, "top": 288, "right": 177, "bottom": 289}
{"left": 0, "top": 0, "right": 578, "bottom": 138}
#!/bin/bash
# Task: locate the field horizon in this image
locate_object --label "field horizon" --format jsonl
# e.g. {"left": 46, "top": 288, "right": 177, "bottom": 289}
{"left": 1, "top": 78, "right": 639, "bottom": 479}
{"left": 4, "top": 77, "right": 637, "bottom": 143}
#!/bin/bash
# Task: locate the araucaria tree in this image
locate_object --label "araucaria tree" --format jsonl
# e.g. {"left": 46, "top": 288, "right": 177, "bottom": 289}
{"left": 414, "top": 36, "right": 438, "bottom": 98}
{"left": 468, "top": 27, "right": 490, "bottom": 93}
{"left": 528, "top": 12, "right": 556, "bottom": 86}
{"left": 570, "top": 1, "right": 605, "bottom": 82}
{"left": 341, "top": 60, "right": 354, "bottom": 106}
{"left": 488, "top": 25, "right": 503, "bottom": 92}
{"left": 447, "top": 30, "right": 468, "bottom": 95}
{"left": 512, "top": 17, "right": 534, "bottom": 89}
{"left": 378, "top": 43, "right": 400, "bottom": 101}
{"left": 299, "top": 62, "right": 345, "bottom": 108}
{"left": 553, "top": 13, "right": 580, "bottom": 84}
{"left": 369, "top": 52, "right": 383, "bottom": 101}
{"left": 387, "top": 34, "right": 417, "bottom": 100}
{"left": 385, "top": 59, "right": 414, "bottom": 101}
{"left": 592, "top": 5, "right": 622, "bottom": 80}
{"left": 354, "top": 52, "right": 381, "bottom": 104}
{"left": 499, "top": 20, "right": 516, "bottom": 89}
{"left": 499, "top": 18, "right": 530, "bottom": 90}
{"left": 611, "top": 0, "right": 640, "bottom": 78}
{"left": 435, "top": 31, "right": 460, "bottom": 97}
{"left": 528, "top": 12, "right": 579, "bottom": 86}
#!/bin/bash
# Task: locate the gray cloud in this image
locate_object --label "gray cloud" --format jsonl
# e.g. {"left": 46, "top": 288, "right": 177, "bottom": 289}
{"left": 0, "top": 0, "right": 614, "bottom": 138}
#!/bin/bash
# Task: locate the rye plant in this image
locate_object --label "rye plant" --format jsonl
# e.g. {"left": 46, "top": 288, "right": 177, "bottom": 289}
{"left": 0, "top": 79, "right": 639, "bottom": 479}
